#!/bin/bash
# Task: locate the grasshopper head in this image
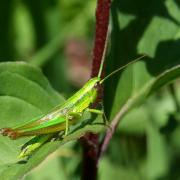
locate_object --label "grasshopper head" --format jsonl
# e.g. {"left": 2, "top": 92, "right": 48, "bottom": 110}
{"left": 84, "top": 77, "right": 101, "bottom": 90}
{"left": 82, "top": 77, "right": 101, "bottom": 103}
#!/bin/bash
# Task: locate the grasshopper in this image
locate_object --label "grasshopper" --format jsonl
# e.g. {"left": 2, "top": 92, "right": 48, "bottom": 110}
{"left": 0, "top": 53, "right": 146, "bottom": 158}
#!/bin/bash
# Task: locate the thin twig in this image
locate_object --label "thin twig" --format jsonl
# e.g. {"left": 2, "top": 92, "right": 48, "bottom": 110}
{"left": 98, "top": 99, "right": 133, "bottom": 161}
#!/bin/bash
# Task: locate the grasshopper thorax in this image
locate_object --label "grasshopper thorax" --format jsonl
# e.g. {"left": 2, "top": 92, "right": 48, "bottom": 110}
{"left": 80, "top": 77, "right": 101, "bottom": 104}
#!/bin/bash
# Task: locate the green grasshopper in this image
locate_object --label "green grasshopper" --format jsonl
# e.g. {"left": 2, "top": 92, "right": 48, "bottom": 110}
{"left": 0, "top": 55, "right": 145, "bottom": 159}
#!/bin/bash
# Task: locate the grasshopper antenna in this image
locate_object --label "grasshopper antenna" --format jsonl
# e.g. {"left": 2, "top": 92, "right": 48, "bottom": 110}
{"left": 97, "top": 30, "right": 110, "bottom": 78}
{"left": 100, "top": 54, "right": 147, "bottom": 84}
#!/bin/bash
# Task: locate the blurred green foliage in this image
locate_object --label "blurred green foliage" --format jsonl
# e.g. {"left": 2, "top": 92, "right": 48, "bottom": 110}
{"left": 0, "top": 0, "right": 179, "bottom": 179}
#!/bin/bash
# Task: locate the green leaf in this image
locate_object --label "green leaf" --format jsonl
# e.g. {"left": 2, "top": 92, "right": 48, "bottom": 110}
{"left": 148, "top": 66, "right": 180, "bottom": 96}
{"left": 119, "top": 90, "right": 177, "bottom": 134}
{"left": 103, "top": 2, "right": 180, "bottom": 179}
{"left": 99, "top": 157, "right": 141, "bottom": 180}
{"left": 105, "top": 0, "right": 180, "bottom": 120}
{"left": 0, "top": 62, "right": 105, "bottom": 179}
{"left": 108, "top": 64, "right": 180, "bottom": 129}
{"left": 146, "top": 106, "right": 169, "bottom": 179}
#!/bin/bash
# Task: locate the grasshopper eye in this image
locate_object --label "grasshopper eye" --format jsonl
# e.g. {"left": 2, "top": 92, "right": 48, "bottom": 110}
{"left": 94, "top": 82, "right": 101, "bottom": 90}
{"left": 94, "top": 83, "right": 98, "bottom": 88}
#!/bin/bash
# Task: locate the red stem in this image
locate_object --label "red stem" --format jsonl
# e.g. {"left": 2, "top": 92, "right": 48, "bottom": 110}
{"left": 91, "top": 0, "right": 111, "bottom": 78}
{"left": 81, "top": 1, "right": 111, "bottom": 180}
